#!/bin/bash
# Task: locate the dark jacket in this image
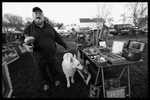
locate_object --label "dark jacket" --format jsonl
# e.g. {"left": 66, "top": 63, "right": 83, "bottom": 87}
{"left": 20, "top": 21, "right": 67, "bottom": 59}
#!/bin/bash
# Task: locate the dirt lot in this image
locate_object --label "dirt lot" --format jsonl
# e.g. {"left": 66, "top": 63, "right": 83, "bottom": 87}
{"left": 8, "top": 35, "right": 148, "bottom": 98}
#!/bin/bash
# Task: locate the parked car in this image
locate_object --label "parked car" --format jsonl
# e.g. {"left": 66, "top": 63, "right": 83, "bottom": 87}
{"left": 134, "top": 27, "right": 148, "bottom": 35}
{"left": 109, "top": 28, "right": 118, "bottom": 35}
{"left": 141, "top": 26, "right": 148, "bottom": 35}
{"left": 111, "top": 24, "right": 135, "bottom": 35}
{"left": 120, "top": 29, "right": 130, "bottom": 35}
{"left": 143, "top": 28, "right": 148, "bottom": 34}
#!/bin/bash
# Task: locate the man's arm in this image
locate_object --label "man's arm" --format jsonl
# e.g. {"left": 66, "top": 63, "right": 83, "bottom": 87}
{"left": 19, "top": 26, "right": 33, "bottom": 52}
{"left": 53, "top": 27, "right": 69, "bottom": 50}
{"left": 19, "top": 25, "right": 31, "bottom": 45}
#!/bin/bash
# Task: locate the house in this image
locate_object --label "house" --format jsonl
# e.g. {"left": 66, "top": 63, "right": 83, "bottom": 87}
{"left": 138, "top": 16, "right": 148, "bottom": 29}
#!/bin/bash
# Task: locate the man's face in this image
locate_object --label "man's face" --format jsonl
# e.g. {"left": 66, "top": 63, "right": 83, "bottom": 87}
{"left": 32, "top": 11, "right": 44, "bottom": 25}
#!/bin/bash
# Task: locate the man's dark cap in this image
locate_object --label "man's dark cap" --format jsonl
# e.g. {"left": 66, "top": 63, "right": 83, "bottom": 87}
{"left": 33, "top": 7, "right": 43, "bottom": 12}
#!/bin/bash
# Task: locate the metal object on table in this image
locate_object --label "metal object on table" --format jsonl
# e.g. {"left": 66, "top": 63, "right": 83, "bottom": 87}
{"left": 100, "top": 52, "right": 126, "bottom": 64}
{"left": 122, "top": 40, "right": 146, "bottom": 61}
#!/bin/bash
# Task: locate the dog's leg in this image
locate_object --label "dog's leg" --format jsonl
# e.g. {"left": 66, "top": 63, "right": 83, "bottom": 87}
{"left": 66, "top": 76, "right": 70, "bottom": 88}
{"left": 71, "top": 75, "right": 74, "bottom": 84}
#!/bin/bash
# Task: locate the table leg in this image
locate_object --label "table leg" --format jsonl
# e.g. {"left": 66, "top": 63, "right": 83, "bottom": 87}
{"left": 127, "top": 65, "right": 131, "bottom": 98}
{"left": 94, "top": 67, "right": 100, "bottom": 85}
{"left": 101, "top": 67, "right": 106, "bottom": 98}
{"left": 119, "top": 66, "right": 127, "bottom": 79}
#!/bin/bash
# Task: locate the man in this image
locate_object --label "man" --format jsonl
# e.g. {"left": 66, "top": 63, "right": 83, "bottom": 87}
{"left": 20, "top": 7, "right": 69, "bottom": 91}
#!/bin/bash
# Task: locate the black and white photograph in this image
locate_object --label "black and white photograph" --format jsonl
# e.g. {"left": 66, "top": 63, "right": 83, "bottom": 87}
{"left": 89, "top": 85, "right": 100, "bottom": 98}
{"left": 2, "top": 2, "right": 148, "bottom": 98}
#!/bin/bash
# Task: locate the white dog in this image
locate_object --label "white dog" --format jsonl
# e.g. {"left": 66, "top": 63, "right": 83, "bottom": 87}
{"left": 62, "top": 53, "right": 83, "bottom": 88}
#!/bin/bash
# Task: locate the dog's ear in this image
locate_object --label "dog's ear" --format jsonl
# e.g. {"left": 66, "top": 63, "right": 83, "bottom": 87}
{"left": 73, "top": 54, "right": 76, "bottom": 59}
{"left": 70, "top": 57, "right": 74, "bottom": 63}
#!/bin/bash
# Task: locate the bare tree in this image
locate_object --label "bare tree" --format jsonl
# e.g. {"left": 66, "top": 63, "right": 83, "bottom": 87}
{"left": 126, "top": 2, "right": 148, "bottom": 27}
{"left": 55, "top": 23, "right": 64, "bottom": 29}
{"left": 107, "top": 17, "right": 114, "bottom": 27}
{"left": 3, "top": 13, "right": 25, "bottom": 28}
{"left": 2, "top": 16, "right": 9, "bottom": 33}
{"left": 120, "top": 13, "right": 127, "bottom": 24}
{"left": 94, "top": 3, "right": 111, "bottom": 46}
{"left": 96, "top": 3, "right": 111, "bottom": 24}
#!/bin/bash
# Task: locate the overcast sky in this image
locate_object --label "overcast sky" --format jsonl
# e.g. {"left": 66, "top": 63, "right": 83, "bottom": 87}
{"left": 2, "top": 2, "right": 129, "bottom": 25}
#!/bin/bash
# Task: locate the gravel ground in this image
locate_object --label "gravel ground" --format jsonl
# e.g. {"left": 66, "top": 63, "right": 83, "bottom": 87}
{"left": 7, "top": 35, "right": 148, "bottom": 98}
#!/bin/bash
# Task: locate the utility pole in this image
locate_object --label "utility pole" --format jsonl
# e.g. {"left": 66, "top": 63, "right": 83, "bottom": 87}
{"left": 121, "top": 13, "right": 126, "bottom": 24}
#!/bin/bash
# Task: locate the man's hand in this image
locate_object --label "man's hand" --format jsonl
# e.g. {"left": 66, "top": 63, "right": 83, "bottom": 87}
{"left": 22, "top": 43, "right": 34, "bottom": 53}
{"left": 26, "top": 45, "right": 34, "bottom": 52}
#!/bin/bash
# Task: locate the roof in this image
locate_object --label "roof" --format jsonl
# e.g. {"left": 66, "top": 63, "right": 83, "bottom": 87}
{"left": 113, "top": 24, "right": 133, "bottom": 26}
{"left": 79, "top": 18, "right": 104, "bottom": 23}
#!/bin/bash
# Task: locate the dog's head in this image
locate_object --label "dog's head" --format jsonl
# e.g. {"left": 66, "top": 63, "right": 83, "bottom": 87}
{"left": 70, "top": 54, "right": 83, "bottom": 70}
{"left": 63, "top": 53, "right": 83, "bottom": 70}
